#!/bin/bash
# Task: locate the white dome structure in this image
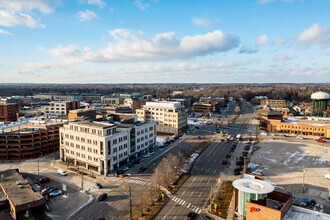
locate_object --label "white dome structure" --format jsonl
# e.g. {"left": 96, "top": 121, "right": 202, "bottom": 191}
{"left": 311, "top": 91, "right": 329, "bottom": 100}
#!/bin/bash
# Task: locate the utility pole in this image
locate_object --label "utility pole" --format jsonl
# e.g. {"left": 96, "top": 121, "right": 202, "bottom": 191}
{"left": 81, "top": 173, "right": 84, "bottom": 191}
{"left": 129, "top": 186, "right": 133, "bottom": 220}
{"left": 302, "top": 167, "right": 306, "bottom": 193}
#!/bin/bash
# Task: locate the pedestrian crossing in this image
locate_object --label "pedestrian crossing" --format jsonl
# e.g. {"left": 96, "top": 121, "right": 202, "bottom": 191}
{"left": 171, "top": 196, "right": 202, "bottom": 214}
{"left": 123, "top": 178, "right": 151, "bottom": 186}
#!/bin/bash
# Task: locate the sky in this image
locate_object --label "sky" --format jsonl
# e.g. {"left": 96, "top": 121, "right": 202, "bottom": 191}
{"left": 0, "top": 0, "right": 329, "bottom": 84}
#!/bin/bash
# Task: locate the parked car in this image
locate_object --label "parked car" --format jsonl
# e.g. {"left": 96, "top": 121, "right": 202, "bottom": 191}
{"left": 116, "top": 170, "right": 125, "bottom": 175}
{"left": 236, "top": 161, "right": 244, "bottom": 166}
{"left": 242, "top": 151, "right": 249, "bottom": 157}
{"left": 149, "top": 151, "right": 155, "bottom": 155}
{"left": 244, "top": 143, "right": 252, "bottom": 146}
{"left": 317, "top": 139, "right": 325, "bottom": 143}
{"left": 143, "top": 153, "right": 150, "bottom": 158}
{"left": 221, "top": 160, "right": 227, "bottom": 165}
{"left": 186, "top": 211, "right": 196, "bottom": 220}
{"left": 37, "top": 177, "right": 50, "bottom": 183}
{"left": 139, "top": 166, "right": 147, "bottom": 172}
{"left": 133, "top": 160, "right": 140, "bottom": 165}
{"left": 252, "top": 171, "right": 263, "bottom": 176}
{"left": 139, "top": 158, "right": 145, "bottom": 162}
{"left": 98, "top": 193, "right": 108, "bottom": 201}
{"left": 57, "top": 169, "right": 68, "bottom": 176}
{"left": 325, "top": 174, "right": 330, "bottom": 180}
{"left": 234, "top": 170, "right": 241, "bottom": 175}
{"left": 228, "top": 149, "right": 233, "bottom": 153}
{"left": 47, "top": 186, "right": 60, "bottom": 193}
{"left": 310, "top": 199, "right": 316, "bottom": 208}
{"left": 244, "top": 146, "right": 250, "bottom": 151}
{"left": 225, "top": 153, "right": 231, "bottom": 158}
{"left": 50, "top": 190, "right": 62, "bottom": 197}
{"left": 121, "top": 166, "right": 129, "bottom": 171}
{"left": 93, "top": 182, "right": 102, "bottom": 189}
{"left": 195, "top": 126, "right": 200, "bottom": 129}
{"left": 300, "top": 198, "right": 309, "bottom": 207}
{"left": 128, "top": 164, "right": 135, "bottom": 168}
{"left": 158, "top": 145, "right": 165, "bottom": 149}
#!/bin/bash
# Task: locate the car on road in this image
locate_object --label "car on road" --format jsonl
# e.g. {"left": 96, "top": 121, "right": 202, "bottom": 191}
{"left": 57, "top": 169, "right": 68, "bottom": 176}
{"left": 158, "top": 145, "right": 165, "bottom": 149}
{"left": 228, "top": 149, "right": 233, "bottom": 153}
{"left": 310, "top": 199, "right": 316, "bottom": 208}
{"left": 236, "top": 161, "right": 244, "bottom": 166}
{"left": 47, "top": 186, "right": 60, "bottom": 193}
{"left": 50, "top": 190, "right": 62, "bottom": 197}
{"left": 98, "top": 193, "right": 108, "bottom": 201}
{"left": 244, "top": 143, "right": 252, "bottom": 146}
{"left": 225, "top": 153, "right": 231, "bottom": 158}
{"left": 128, "top": 164, "right": 135, "bottom": 168}
{"left": 186, "top": 211, "right": 196, "bottom": 219}
{"left": 244, "top": 146, "right": 250, "bottom": 150}
{"left": 324, "top": 174, "right": 330, "bottom": 179}
{"left": 195, "top": 126, "right": 200, "bottom": 129}
{"left": 234, "top": 170, "right": 241, "bottom": 175}
{"left": 116, "top": 170, "right": 125, "bottom": 176}
{"left": 139, "top": 166, "right": 147, "bottom": 172}
{"left": 252, "top": 171, "right": 263, "bottom": 176}
{"left": 37, "top": 177, "right": 50, "bottom": 183}
{"left": 221, "top": 160, "right": 227, "bottom": 165}
{"left": 139, "top": 158, "right": 145, "bottom": 162}
{"left": 317, "top": 139, "right": 325, "bottom": 143}
{"left": 149, "top": 151, "right": 155, "bottom": 155}
{"left": 133, "top": 160, "right": 140, "bottom": 164}
{"left": 93, "top": 182, "right": 103, "bottom": 189}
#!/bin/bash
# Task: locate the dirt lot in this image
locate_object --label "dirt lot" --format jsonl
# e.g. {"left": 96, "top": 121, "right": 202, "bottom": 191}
{"left": 249, "top": 137, "right": 330, "bottom": 202}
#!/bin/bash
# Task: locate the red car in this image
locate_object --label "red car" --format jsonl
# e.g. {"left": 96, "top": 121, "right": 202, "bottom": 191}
{"left": 37, "top": 178, "right": 50, "bottom": 183}
{"left": 221, "top": 160, "right": 227, "bottom": 165}
{"left": 317, "top": 139, "right": 325, "bottom": 143}
{"left": 228, "top": 149, "right": 233, "bottom": 153}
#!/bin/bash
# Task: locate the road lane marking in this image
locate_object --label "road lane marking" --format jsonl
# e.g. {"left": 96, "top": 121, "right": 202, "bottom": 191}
{"left": 192, "top": 177, "right": 196, "bottom": 182}
{"left": 181, "top": 191, "right": 185, "bottom": 196}
{"left": 187, "top": 203, "right": 191, "bottom": 208}
{"left": 162, "top": 214, "right": 167, "bottom": 220}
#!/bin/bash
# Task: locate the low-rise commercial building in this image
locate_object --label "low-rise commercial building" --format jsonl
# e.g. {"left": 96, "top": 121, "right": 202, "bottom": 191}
{"left": 136, "top": 101, "right": 187, "bottom": 134}
{"left": 259, "top": 111, "right": 330, "bottom": 138}
{"left": 260, "top": 99, "right": 290, "bottom": 108}
{"left": 36, "top": 94, "right": 82, "bottom": 101}
{"left": 59, "top": 120, "right": 156, "bottom": 175}
{"left": 0, "top": 119, "right": 65, "bottom": 160}
{"left": 0, "top": 103, "right": 19, "bottom": 122}
{"left": 68, "top": 108, "right": 97, "bottom": 121}
{"left": 44, "top": 101, "right": 80, "bottom": 118}
{"left": 0, "top": 169, "right": 46, "bottom": 220}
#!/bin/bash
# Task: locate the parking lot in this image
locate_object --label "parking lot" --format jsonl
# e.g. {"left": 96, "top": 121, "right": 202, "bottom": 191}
{"left": 249, "top": 136, "right": 330, "bottom": 213}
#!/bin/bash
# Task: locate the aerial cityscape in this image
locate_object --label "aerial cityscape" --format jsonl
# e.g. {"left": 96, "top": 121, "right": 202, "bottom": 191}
{"left": 0, "top": 1, "right": 329, "bottom": 220}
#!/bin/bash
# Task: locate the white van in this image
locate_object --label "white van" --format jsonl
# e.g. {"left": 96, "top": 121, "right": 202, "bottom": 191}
{"left": 57, "top": 169, "right": 68, "bottom": 176}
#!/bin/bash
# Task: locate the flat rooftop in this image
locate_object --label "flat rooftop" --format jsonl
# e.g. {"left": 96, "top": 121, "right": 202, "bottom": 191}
{"left": 145, "top": 101, "right": 181, "bottom": 108}
{"left": 233, "top": 178, "right": 274, "bottom": 194}
{"left": 70, "top": 121, "right": 115, "bottom": 128}
{"left": 284, "top": 206, "right": 330, "bottom": 220}
{"left": 0, "top": 169, "right": 44, "bottom": 207}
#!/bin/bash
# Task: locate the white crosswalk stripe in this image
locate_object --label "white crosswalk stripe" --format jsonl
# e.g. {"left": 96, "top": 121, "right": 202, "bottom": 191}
{"left": 173, "top": 197, "right": 178, "bottom": 202}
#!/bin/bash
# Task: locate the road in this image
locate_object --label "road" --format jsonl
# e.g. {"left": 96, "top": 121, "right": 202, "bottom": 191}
{"left": 155, "top": 102, "right": 255, "bottom": 219}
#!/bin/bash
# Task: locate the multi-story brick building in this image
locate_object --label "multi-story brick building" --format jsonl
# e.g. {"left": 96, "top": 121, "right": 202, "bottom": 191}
{"left": 136, "top": 101, "right": 187, "bottom": 134}
{"left": 0, "top": 103, "right": 19, "bottom": 122}
{"left": 44, "top": 101, "right": 80, "bottom": 118}
{"left": 59, "top": 120, "right": 156, "bottom": 175}
{"left": 0, "top": 119, "right": 65, "bottom": 160}
{"left": 68, "top": 108, "right": 97, "bottom": 121}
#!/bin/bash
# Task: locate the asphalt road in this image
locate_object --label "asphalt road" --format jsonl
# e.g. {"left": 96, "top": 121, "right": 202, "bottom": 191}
{"left": 155, "top": 103, "right": 255, "bottom": 219}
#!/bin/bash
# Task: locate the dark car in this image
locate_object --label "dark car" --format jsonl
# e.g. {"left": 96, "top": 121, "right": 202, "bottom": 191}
{"left": 245, "top": 143, "right": 252, "bottom": 146}
{"left": 195, "top": 126, "right": 200, "bottom": 129}
{"left": 225, "top": 153, "right": 231, "bottom": 158}
{"left": 128, "top": 164, "right": 135, "bottom": 168}
{"left": 234, "top": 170, "right": 241, "bottom": 175}
{"left": 242, "top": 151, "right": 248, "bottom": 156}
{"left": 93, "top": 182, "right": 102, "bottom": 189}
{"left": 139, "top": 166, "right": 146, "bottom": 172}
{"left": 310, "top": 199, "right": 316, "bottom": 207}
{"left": 116, "top": 170, "right": 125, "bottom": 176}
{"left": 236, "top": 161, "right": 244, "bottom": 166}
{"left": 158, "top": 145, "right": 165, "bottom": 148}
{"left": 228, "top": 149, "right": 233, "bottom": 153}
{"left": 133, "top": 160, "right": 140, "bottom": 165}
{"left": 186, "top": 211, "right": 196, "bottom": 220}
{"left": 47, "top": 186, "right": 60, "bottom": 193}
{"left": 244, "top": 146, "right": 250, "bottom": 150}
{"left": 221, "top": 160, "right": 227, "bottom": 165}
{"left": 98, "top": 193, "right": 108, "bottom": 201}
{"left": 234, "top": 168, "right": 242, "bottom": 172}
{"left": 37, "top": 177, "right": 50, "bottom": 183}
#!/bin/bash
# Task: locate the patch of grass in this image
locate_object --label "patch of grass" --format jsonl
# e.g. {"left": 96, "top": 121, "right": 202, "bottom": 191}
{"left": 131, "top": 193, "right": 169, "bottom": 220}
{"left": 211, "top": 181, "right": 234, "bottom": 218}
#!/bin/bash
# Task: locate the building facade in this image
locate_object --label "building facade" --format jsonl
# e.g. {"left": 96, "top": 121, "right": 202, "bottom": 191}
{"left": 0, "top": 103, "right": 19, "bottom": 122}
{"left": 136, "top": 101, "right": 187, "bottom": 134}
{"left": 36, "top": 94, "right": 82, "bottom": 101}
{"left": 68, "top": 108, "right": 97, "bottom": 121}
{"left": 59, "top": 120, "right": 156, "bottom": 175}
{"left": 44, "top": 101, "right": 80, "bottom": 118}
{"left": 260, "top": 99, "right": 289, "bottom": 108}
{"left": 0, "top": 119, "right": 64, "bottom": 160}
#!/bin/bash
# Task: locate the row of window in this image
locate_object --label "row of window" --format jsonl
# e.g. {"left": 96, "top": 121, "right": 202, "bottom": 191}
{"left": 281, "top": 125, "right": 324, "bottom": 131}
{"left": 64, "top": 134, "right": 102, "bottom": 146}
{"left": 64, "top": 149, "right": 98, "bottom": 162}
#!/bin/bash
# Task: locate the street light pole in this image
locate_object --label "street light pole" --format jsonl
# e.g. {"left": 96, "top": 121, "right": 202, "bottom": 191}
{"left": 129, "top": 186, "right": 133, "bottom": 220}
{"left": 302, "top": 167, "right": 306, "bottom": 193}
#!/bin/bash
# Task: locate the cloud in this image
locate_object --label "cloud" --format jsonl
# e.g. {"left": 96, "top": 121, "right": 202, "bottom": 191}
{"left": 48, "top": 29, "right": 240, "bottom": 63}
{"left": 273, "top": 54, "right": 291, "bottom": 61}
{"left": 15, "top": 62, "right": 51, "bottom": 74}
{"left": 76, "top": 10, "right": 97, "bottom": 22}
{"left": 192, "top": 17, "right": 213, "bottom": 28}
{"left": 0, "top": 0, "right": 58, "bottom": 28}
{"left": 256, "top": 34, "right": 269, "bottom": 45}
{"left": 238, "top": 46, "right": 258, "bottom": 54}
{"left": 297, "top": 23, "right": 330, "bottom": 48}
{"left": 135, "top": 0, "right": 149, "bottom": 10}
{"left": 0, "top": 28, "right": 13, "bottom": 35}
{"left": 78, "top": 0, "right": 106, "bottom": 8}
{"left": 275, "top": 39, "right": 287, "bottom": 45}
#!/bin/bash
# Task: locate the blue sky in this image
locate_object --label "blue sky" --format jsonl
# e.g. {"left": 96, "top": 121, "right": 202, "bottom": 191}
{"left": 0, "top": 0, "right": 329, "bottom": 83}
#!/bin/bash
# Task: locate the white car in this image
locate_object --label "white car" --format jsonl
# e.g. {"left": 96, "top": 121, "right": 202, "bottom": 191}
{"left": 149, "top": 151, "right": 155, "bottom": 155}
{"left": 57, "top": 169, "right": 68, "bottom": 176}
{"left": 50, "top": 190, "right": 62, "bottom": 197}
{"left": 143, "top": 153, "right": 150, "bottom": 158}
{"left": 325, "top": 174, "right": 330, "bottom": 180}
